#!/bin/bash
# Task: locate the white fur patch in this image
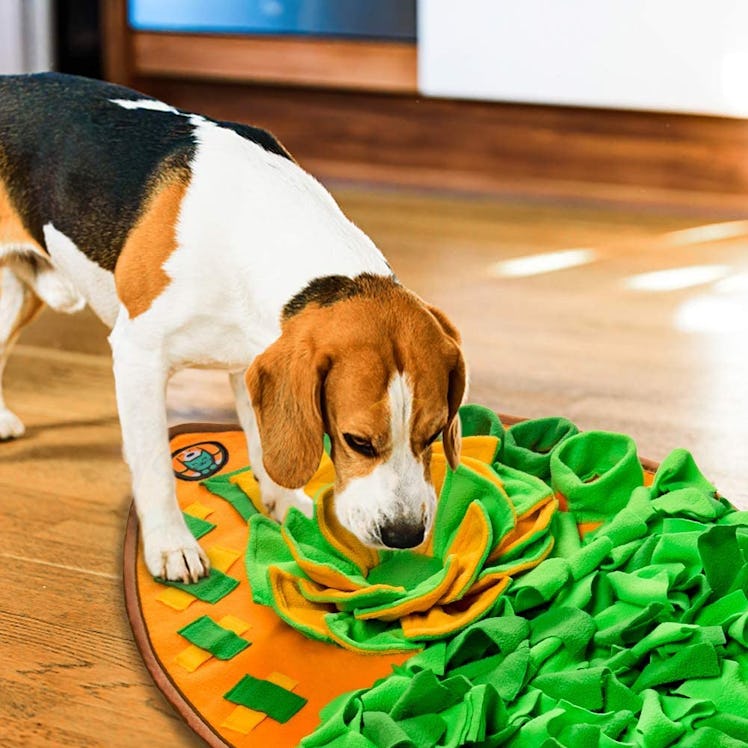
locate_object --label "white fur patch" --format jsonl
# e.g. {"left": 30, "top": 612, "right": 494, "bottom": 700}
{"left": 109, "top": 98, "right": 180, "bottom": 114}
{"left": 335, "top": 373, "right": 436, "bottom": 546}
{"left": 43, "top": 224, "right": 118, "bottom": 325}
{"left": 123, "top": 117, "right": 392, "bottom": 373}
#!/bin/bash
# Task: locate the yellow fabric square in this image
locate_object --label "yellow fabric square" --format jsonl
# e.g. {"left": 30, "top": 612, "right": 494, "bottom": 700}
{"left": 230, "top": 470, "right": 268, "bottom": 515}
{"left": 218, "top": 614, "right": 251, "bottom": 636}
{"left": 156, "top": 587, "right": 194, "bottom": 611}
{"left": 175, "top": 644, "right": 212, "bottom": 673}
{"left": 222, "top": 705, "right": 266, "bottom": 734}
{"left": 207, "top": 544, "right": 241, "bottom": 573}
{"left": 268, "top": 671, "right": 299, "bottom": 690}
{"left": 183, "top": 501, "right": 213, "bottom": 520}
{"left": 174, "top": 615, "right": 250, "bottom": 673}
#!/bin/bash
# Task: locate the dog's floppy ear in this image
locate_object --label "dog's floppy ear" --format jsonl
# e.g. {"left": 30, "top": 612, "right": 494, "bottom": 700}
{"left": 246, "top": 332, "right": 329, "bottom": 489}
{"left": 442, "top": 352, "right": 466, "bottom": 470}
{"left": 426, "top": 304, "right": 467, "bottom": 470}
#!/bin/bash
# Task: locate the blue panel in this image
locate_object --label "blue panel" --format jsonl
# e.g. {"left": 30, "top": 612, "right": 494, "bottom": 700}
{"left": 128, "top": 0, "right": 416, "bottom": 41}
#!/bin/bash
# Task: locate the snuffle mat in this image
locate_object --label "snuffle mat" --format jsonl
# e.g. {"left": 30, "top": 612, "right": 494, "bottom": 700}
{"left": 124, "top": 405, "right": 748, "bottom": 747}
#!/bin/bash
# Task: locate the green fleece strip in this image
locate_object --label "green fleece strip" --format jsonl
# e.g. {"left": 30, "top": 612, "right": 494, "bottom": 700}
{"left": 201, "top": 467, "right": 258, "bottom": 521}
{"left": 302, "top": 443, "right": 748, "bottom": 748}
{"left": 245, "top": 514, "right": 299, "bottom": 606}
{"left": 177, "top": 615, "right": 250, "bottom": 659}
{"left": 502, "top": 416, "right": 579, "bottom": 481}
{"left": 224, "top": 674, "right": 307, "bottom": 723}
{"left": 457, "top": 404, "right": 505, "bottom": 440}
{"left": 183, "top": 512, "right": 216, "bottom": 540}
{"left": 550, "top": 430, "right": 644, "bottom": 521}
{"left": 157, "top": 568, "right": 239, "bottom": 603}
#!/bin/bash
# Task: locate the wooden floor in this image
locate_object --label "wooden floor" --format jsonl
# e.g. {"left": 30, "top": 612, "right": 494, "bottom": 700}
{"left": 2, "top": 187, "right": 747, "bottom": 746}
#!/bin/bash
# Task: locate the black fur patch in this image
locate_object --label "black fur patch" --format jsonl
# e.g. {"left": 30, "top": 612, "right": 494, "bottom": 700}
{"left": 0, "top": 73, "right": 292, "bottom": 271}
{"left": 283, "top": 273, "right": 398, "bottom": 319}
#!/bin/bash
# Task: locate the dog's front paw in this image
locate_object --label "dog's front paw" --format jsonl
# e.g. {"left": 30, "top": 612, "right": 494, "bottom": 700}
{"left": 0, "top": 408, "right": 25, "bottom": 440}
{"left": 262, "top": 486, "right": 314, "bottom": 523}
{"left": 143, "top": 523, "right": 210, "bottom": 583}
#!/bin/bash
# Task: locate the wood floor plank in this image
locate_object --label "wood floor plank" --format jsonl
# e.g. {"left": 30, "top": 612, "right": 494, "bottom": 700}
{"left": 0, "top": 561, "right": 202, "bottom": 747}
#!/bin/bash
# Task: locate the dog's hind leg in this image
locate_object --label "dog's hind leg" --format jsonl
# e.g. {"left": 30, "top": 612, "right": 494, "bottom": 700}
{"left": 0, "top": 264, "right": 44, "bottom": 438}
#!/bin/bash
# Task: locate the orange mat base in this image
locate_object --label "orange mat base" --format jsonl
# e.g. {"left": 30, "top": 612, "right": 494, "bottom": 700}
{"left": 124, "top": 424, "right": 410, "bottom": 748}
{"left": 124, "top": 420, "right": 660, "bottom": 747}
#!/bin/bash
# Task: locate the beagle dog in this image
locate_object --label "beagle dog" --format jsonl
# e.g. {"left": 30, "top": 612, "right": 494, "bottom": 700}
{"left": 0, "top": 73, "right": 466, "bottom": 582}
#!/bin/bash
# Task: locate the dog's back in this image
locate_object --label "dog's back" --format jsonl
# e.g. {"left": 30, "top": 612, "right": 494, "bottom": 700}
{"left": 0, "top": 72, "right": 290, "bottom": 271}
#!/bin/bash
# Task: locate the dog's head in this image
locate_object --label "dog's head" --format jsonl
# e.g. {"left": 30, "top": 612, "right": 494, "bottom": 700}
{"left": 246, "top": 275, "right": 466, "bottom": 549}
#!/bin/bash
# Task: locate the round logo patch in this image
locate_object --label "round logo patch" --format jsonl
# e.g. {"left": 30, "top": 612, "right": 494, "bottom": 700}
{"left": 172, "top": 441, "right": 228, "bottom": 481}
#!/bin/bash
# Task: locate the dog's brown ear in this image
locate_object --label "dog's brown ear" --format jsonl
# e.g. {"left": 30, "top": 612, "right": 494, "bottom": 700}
{"left": 246, "top": 333, "right": 328, "bottom": 489}
{"left": 426, "top": 303, "right": 462, "bottom": 345}
{"left": 442, "top": 352, "right": 466, "bottom": 470}
{"left": 426, "top": 304, "right": 466, "bottom": 470}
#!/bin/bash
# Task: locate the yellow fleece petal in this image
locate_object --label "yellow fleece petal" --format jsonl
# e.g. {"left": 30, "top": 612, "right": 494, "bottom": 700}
{"left": 268, "top": 565, "right": 335, "bottom": 638}
{"left": 297, "top": 577, "right": 404, "bottom": 604}
{"left": 439, "top": 502, "right": 493, "bottom": 603}
{"left": 316, "top": 487, "right": 380, "bottom": 575}
{"left": 401, "top": 575, "right": 510, "bottom": 640}
{"left": 304, "top": 451, "right": 336, "bottom": 499}
{"left": 489, "top": 495, "right": 556, "bottom": 562}
{"left": 281, "top": 525, "right": 367, "bottom": 592}
{"left": 355, "top": 559, "right": 463, "bottom": 622}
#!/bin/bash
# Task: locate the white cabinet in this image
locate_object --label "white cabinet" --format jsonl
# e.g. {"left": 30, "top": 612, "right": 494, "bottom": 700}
{"left": 418, "top": 0, "right": 748, "bottom": 117}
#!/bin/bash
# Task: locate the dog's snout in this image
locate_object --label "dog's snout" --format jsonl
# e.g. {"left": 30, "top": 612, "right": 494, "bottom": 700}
{"left": 379, "top": 520, "right": 425, "bottom": 550}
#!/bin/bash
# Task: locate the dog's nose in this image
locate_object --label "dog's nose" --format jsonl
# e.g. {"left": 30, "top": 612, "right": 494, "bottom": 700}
{"left": 379, "top": 521, "right": 425, "bottom": 549}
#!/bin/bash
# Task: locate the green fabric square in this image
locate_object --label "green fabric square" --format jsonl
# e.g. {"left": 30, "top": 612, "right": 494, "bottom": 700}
{"left": 224, "top": 674, "right": 307, "bottom": 723}
{"left": 202, "top": 467, "right": 258, "bottom": 521}
{"left": 182, "top": 511, "right": 216, "bottom": 540}
{"left": 177, "top": 615, "right": 250, "bottom": 659}
{"left": 157, "top": 568, "right": 239, "bottom": 603}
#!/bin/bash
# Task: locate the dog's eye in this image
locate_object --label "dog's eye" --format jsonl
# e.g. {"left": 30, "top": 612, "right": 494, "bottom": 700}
{"left": 343, "top": 433, "right": 377, "bottom": 457}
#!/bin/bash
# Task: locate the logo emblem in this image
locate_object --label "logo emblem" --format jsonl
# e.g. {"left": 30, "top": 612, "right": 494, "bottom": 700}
{"left": 172, "top": 441, "right": 228, "bottom": 481}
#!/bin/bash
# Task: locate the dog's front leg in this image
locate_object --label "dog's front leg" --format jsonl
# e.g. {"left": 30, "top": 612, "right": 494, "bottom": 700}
{"left": 111, "top": 324, "right": 209, "bottom": 582}
{"left": 229, "top": 370, "right": 313, "bottom": 521}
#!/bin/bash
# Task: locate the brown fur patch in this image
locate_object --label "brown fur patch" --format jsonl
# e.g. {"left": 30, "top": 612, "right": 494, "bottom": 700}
{"left": 114, "top": 171, "right": 190, "bottom": 319}
{"left": 0, "top": 177, "right": 42, "bottom": 251}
